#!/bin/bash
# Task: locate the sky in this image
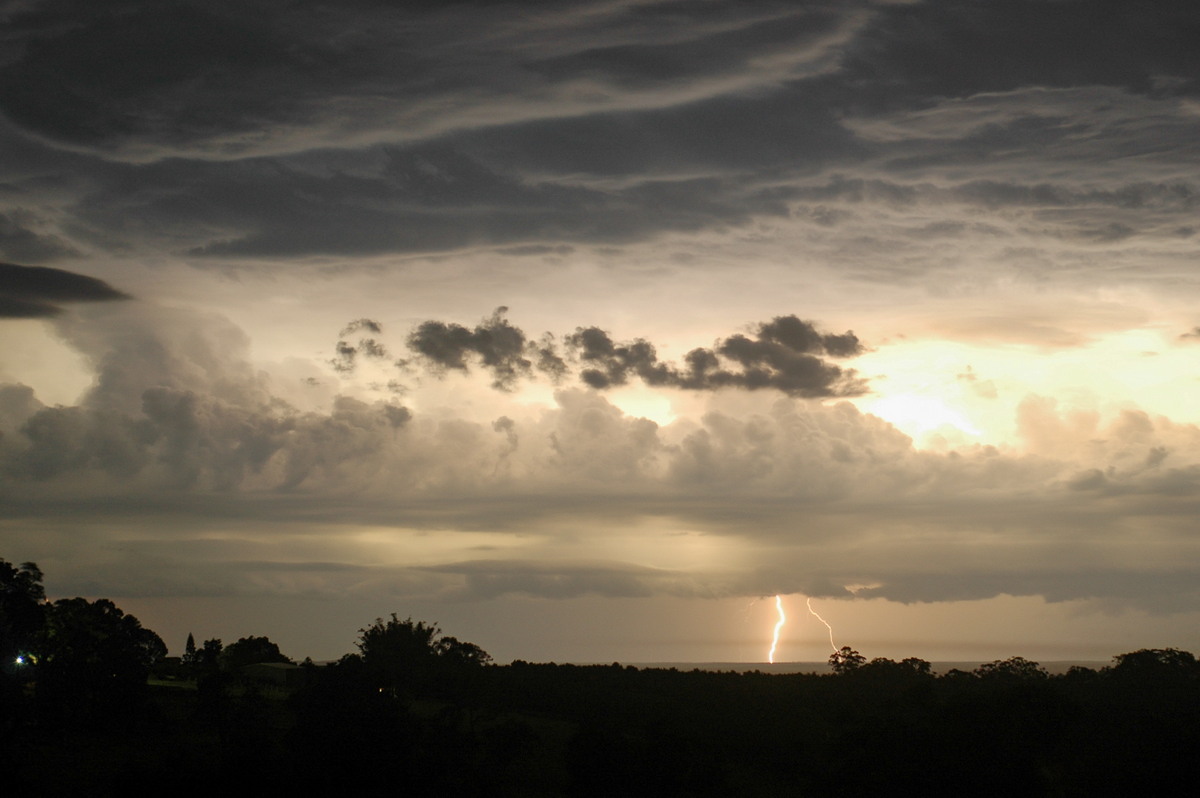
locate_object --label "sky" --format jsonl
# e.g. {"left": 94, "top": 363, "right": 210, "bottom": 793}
{"left": 2, "top": 0, "right": 1200, "bottom": 665}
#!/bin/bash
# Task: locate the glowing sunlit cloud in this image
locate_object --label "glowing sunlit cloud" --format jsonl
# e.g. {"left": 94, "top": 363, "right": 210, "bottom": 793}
{"left": 866, "top": 393, "right": 982, "bottom": 439}
{"left": 606, "top": 384, "right": 678, "bottom": 426}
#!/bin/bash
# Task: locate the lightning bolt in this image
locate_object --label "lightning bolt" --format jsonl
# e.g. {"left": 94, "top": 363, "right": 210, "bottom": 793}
{"left": 807, "top": 597, "right": 838, "bottom": 653}
{"left": 767, "top": 595, "right": 786, "bottom": 664}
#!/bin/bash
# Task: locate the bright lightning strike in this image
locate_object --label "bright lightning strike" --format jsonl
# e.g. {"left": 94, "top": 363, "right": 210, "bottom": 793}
{"left": 767, "top": 595, "right": 786, "bottom": 664}
{"left": 807, "top": 597, "right": 837, "bottom": 653}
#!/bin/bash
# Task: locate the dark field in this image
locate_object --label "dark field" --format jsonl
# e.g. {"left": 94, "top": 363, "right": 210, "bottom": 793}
{"left": 5, "top": 650, "right": 1199, "bottom": 796}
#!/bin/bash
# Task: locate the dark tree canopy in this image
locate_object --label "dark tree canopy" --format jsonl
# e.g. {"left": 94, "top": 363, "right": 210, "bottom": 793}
{"left": 436, "top": 635, "right": 493, "bottom": 667}
{"left": 36, "top": 597, "right": 166, "bottom": 723}
{"left": 357, "top": 615, "right": 491, "bottom": 695}
{"left": 40, "top": 597, "right": 166, "bottom": 678}
{"left": 1112, "top": 647, "right": 1197, "bottom": 673}
{"left": 829, "top": 646, "right": 866, "bottom": 674}
{"left": 974, "top": 656, "right": 1049, "bottom": 681}
{"left": 220, "top": 635, "right": 292, "bottom": 669}
{"left": 197, "top": 637, "right": 223, "bottom": 668}
{"left": 0, "top": 559, "right": 46, "bottom": 667}
{"left": 358, "top": 615, "right": 441, "bottom": 670}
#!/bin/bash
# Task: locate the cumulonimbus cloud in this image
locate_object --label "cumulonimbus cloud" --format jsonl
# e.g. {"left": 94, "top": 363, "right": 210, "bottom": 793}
{"left": 5, "top": 295, "right": 1200, "bottom": 613}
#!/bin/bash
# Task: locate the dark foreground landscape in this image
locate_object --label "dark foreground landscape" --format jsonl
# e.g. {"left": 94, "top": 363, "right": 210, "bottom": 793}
{"left": 3, "top": 559, "right": 1198, "bottom": 796}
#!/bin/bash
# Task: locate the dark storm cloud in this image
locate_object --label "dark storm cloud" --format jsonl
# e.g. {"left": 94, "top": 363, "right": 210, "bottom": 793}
{"left": 0, "top": 0, "right": 403, "bottom": 150}
{"left": 0, "top": 1, "right": 860, "bottom": 259}
{"left": 331, "top": 318, "right": 388, "bottom": 374}
{"left": 60, "top": 145, "right": 806, "bottom": 259}
{"left": 791, "top": 177, "right": 1199, "bottom": 214}
{"left": 522, "top": 4, "right": 844, "bottom": 88}
{"left": 459, "top": 73, "right": 862, "bottom": 179}
{"left": 0, "top": 0, "right": 861, "bottom": 156}
{"left": 375, "top": 311, "right": 865, "bottom": 397}
{"left": 340, "top": 318, "right": 382, "bottom": 337}
{"left": 407, "top": 307, "right": 537, "bottom": 391}
{"left": 837, "top": 0, "right": 1200, "bottom": 111}
{"left": 0, "top": 262, "right": 130, "bottom": 318}
{"left": 1, "top": 0, "right": 1194, "bottom": 266}
{"left": 9, "top": 0, "right": 1190, "bottom": 158}
{"left": 0, "top": 213, "right": 77, "bottom": 262}
{"left": 566, "top": 315, "right": 864, "bottom": 397}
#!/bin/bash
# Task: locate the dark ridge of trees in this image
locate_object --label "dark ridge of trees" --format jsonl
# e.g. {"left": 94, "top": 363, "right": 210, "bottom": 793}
{"left": 3, "top": 557, "right": 1199, "bottom": 795}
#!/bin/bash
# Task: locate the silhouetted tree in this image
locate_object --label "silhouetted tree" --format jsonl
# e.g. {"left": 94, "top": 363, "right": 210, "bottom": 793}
{"left": 196, "top": 637, "right": 223, "bottom": 672}
{"left": 358, "top": 615, "right": 441, "bottom": 694}
{"left": 974, "top": 656, "right": 1048, "bottom": 681}
{"left": 901, "top": 656, "right": 933, "bottom": 675}
{"left": 36, "top": 597, "right": 166, "bottom": 725}
{"left": 220, "top": 635, "right": 291, "bottom": 669}
{"left": 356, "top": 615, "right": 490, "bottom": 696}
{"left": 0, "top": 559, "right": 46, "bottom": 671}
{"left": 829, "top": 646, "right": 866, "bottom": 674}
{"left": 1110, "top": 647, "right": 1197, "bottom": 675}
{"left": 437, "top": 634, "right": 493, "bottom": 667}
{"left": 287, "top": 654, "right": 422, "bottom": 792}
{"left": 183, "top": 632, "right": 197, "bottom": 665}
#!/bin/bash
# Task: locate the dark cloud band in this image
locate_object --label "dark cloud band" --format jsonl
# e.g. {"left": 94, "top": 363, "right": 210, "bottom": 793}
{"left": 339, "top": 309, "right": 865, "bottom": 397}
{"left": 0, "top": 262, "right": 131, "bottom": 318}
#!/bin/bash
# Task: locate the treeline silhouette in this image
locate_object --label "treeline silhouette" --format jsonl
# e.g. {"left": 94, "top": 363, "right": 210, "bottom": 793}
{"left": 3, "top": 558, "right": 1198, "bottom": 796}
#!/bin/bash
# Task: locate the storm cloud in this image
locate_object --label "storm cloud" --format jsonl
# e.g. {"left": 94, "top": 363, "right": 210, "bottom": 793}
{"left": 6, "top": 296, "right": 1200, "bottom": 614}
{"left": 0, "top": 0, "right": 1192, "bottom": 278}
{"left": 567, "top": 314, "right": 864, "bottom": 396}
{"left": 407, "top": 307, "right": 542, "bottom": 391}
{"left": 0, "top": 262, "right": 130, "bottom": 318}
{"left": 358, "top": 310, "right": 866, "bottom": 397}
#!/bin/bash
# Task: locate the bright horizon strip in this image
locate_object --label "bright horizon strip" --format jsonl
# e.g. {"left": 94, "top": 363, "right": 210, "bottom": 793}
{"left": 807, "top": 597, "right": 838, "bottom": 653}
{"left": 767, "top": 595, "right": 786, "bottom": 664}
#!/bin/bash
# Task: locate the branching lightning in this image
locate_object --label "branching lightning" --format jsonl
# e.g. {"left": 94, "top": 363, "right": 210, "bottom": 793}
{"left": 807, "top": 597, "right": 838, "bottom": 653}
{"left": 767, "top": 595, "right": 786, "bottom": 664}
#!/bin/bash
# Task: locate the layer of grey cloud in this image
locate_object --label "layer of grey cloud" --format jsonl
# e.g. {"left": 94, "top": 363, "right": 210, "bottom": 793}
{"left": 0, "top": 0, "right": 1192, "bottom": 294}
{"left": 4, "top": 1, "right": 1193, "bottom": 157}
{"left": 0, "top": 0, "right": 863, "bottom": 157}
{"left": 0, "top": 213, "right": 78, "bottom": 263}
{"left": 424, "top": 559, "right": 689, "bottom": 601}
